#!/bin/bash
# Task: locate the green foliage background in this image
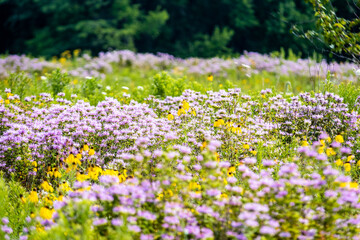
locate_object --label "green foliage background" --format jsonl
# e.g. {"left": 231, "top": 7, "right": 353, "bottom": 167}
{"left": 0, "top": 0, "right": 358, "bottom": 58}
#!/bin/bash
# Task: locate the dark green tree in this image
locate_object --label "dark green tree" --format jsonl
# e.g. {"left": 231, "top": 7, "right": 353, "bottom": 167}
{"left": 0, "top": 0, "right": 168, "bottom": 56}
{"left": 0, "top": 0, "right": 358, "bottom": 58}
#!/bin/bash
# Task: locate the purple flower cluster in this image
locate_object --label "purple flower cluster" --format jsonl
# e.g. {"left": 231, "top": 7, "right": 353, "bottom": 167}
{"left": 0, "top": 96, "right": 175, "bottom": 182}
{"left": 0, "top": 55, "right": 59, "bottom": 78}
{"left": 41, "top": 133, "right": 360, "bottom": 239}
{"left": 65, "top": 50, "right": 359, "bottom": 80}
{"left": 1, "top": 50, "right": 357, "bottom": 81}
{"left": 1, "top": 87, "right": 359, "bottom": 188}
{"left": 1, "top": 86, "right": 360, "bottom": 239}
{"left": 0, "top": 217, "right": 14, "bottom": 239}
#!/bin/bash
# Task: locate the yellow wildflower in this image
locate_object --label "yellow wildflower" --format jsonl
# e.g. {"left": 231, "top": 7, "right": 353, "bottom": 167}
{"left": 167, "top": 112, "right": 174, "bottom": 121}
{"left": 76, "top": 173, "right": 89, "bottom": 182}
{"left": 220, "top": 193, "right": 228, "bottom": 199}
{"left": 201, "top": 141, "right": 207, "bottom": 150}
{"left": 243, "top": 144, "right": 250, "bottom": 150}
{"left": 44, "top": 196, "right": 53, "bottom": 206}
{"left": 65, "top": 154, "right": 81, "bottom": 170}
{"left": 301, "top": 141, "right": 309, "bottom": 147}
{"left": 88, "top": 166, "right": 102, "bottom": 180}
{"left": 53, "top": 171, "right": 61, "bottom": 178}
{"left": 225, "top": 121, "right": 234, "bottom": 130}
{"left": 103, "top": 169, "right": 118, "bottom": 176}
{"left": 28, "top": 191, "right": 39, "bottom": 203}
{"left": 350, "top": 182, "right": 359, "bottom": 189}
{"left": 207, "top": 75, "right": 213, "bottom": 81}
{"left": 227, "top": 166, "right": 236, "bottom": 176}
{"left": 59, "top": 181, "right": 71, "bottom": 192}
{"left": 88, "top": 149, "right": 95, "bottom": 156}
{"left": 340, "top": 182, "right": 359, "bottom": 189}
{"left": 165, "top": 189, "right": 174, "bottom": 197}
{"left": 58, "top": 195, "right": 64, "bottom": 202}
{"left": 119, "top": 174, "right": 126, "bottom": 183}
{"left": 73, "top": 157, "right": 81, "bottom": 165}
{"left": 20, "top": 194, "right": 26, "bottom": 203}
{"left": 214, "top": 118, "right": 225, "bottom": 127}
{"left": 59, "top": 57, "right": 67, "bottom": 65}
{"left": 318, "top": 147, "right": 324, "bottom": 154}
{"left": 157, "top": 193, "right": 164, "bottom": 200}
{"left": 177, "top": 106, "right": 186, "bottom": 116}
{"left": 335, "top": 135, "right": 344, "bottom": 143}
{"left": 66, "top": 154, "right": 75, "bottom": 164}
{"left": 344, "top": 163, "right": 351, "bottom": 172}
{"left": 123, "top": 169, "right": 128, "bottom": 178}
{"left": 40, "top": 207, "right": 55, "bottom": 220}
{"left": 335, "top": 159, "right": 343, "bottom": 166}
{"left": 41, "top": 181, "right": 54, "bottom": 192}
{"left": 326, "top": 148, "right": 336, "bottom": 156}
{"left": 73, "top": 49, "right": 81, "bottom": 57}
{"left": 182, "top": 100, "right": 190, "bottom": 111}
{"left": 36, "top": 225, "right": 44, "bottom": 233}
{"left": 215, "top": 152, "right": 220, "bottom": 162}
{"left": 231, "top": 125, "right": 242, "bottom": 134}
{"left": 83, "top": 145, "right": 89, "bottom": 151}
{"left": 188, "top": 182, "right": 201, "bottom": 191}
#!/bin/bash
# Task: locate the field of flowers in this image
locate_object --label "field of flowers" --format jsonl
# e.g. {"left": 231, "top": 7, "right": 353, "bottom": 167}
{"left": 1, "top": 51, "right": 360, "bottom": 240}
{"left": 1, "top": 50, "right": 359, "bottom": 103}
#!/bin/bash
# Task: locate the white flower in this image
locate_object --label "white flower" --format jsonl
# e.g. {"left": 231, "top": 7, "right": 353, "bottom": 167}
{"left": 106, "top": 86, "right": 111, "bottom": 91}
{"left": 40, "top": 76, "right": 47, "bottom": 80}
{"left": 241, "top": 64, "right": 251, "bottom": 69}
{"left": 85, "top": 76, "right": 92, "bottom": 79}
{"left": 137, "top": 86, "right": 144, "bottom": 91}
{"left": 102, "top": 92, "right": 107, "bottom": 95}
{"left": 355, "top": 69, "right": 360, "bottom": 76}
{"left": 122, "top": 86, "right": 129, "bottom": 90}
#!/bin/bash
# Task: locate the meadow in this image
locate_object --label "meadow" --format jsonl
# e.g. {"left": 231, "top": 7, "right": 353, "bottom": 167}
{"left": 1, "top": 50, "right": 360, "bottom": 240}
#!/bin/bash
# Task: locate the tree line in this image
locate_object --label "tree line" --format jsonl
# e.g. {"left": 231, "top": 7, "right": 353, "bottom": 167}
{"left": 0, "top": 0, "right": 358, "bottom": 59}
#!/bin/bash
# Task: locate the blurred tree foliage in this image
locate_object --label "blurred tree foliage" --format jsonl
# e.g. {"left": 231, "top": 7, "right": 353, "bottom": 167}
{"left": 0, "top": 0, "right": 169, "bottom": 56}
{"left": 0, "top": 0, "right": 357, "bottom": 58}
{"left": 301, "top": 0, "right": 360, "bottom": 62}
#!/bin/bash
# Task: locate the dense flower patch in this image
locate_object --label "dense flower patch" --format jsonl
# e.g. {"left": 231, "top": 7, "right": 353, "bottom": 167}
{"left": 1, "top": 51, "right": 358, "bottom": 81}
{"left": 0, "top": 86, "right": 360, "bottom": 239}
